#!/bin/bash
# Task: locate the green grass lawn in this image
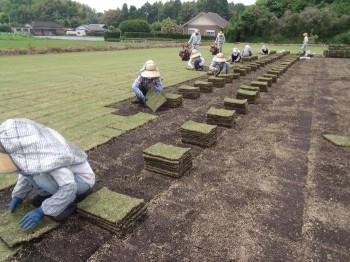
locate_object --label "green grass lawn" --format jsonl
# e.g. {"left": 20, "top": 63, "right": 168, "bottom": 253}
{"left": 0, "top": 47, "right": 206, "bottom": 151}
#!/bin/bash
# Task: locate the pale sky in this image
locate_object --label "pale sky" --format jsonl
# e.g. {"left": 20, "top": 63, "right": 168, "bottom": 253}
{"left": 74, "top": 0, "right": 256, "bottom": 13}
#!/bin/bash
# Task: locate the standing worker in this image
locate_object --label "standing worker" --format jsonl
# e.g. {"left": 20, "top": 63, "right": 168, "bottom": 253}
{"left": 301, "top": 32, "right": 309, "bottom": 54}
{"left": 1, "top": 118, "right": 95, "bottom": 229}
{"left": 215, "top": 31, "right": 225, "bottom": 53}
{"left": 188, "top": 29, "right": 201, "bottom": 50}
{"left": 132, "top": 61, "right": 163, "bottom": 105}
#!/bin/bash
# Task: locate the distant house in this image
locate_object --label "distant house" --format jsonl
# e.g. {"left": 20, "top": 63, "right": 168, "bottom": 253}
{"left": 182, "top": 12, "right": 229, "bottom": 37}
{"left": 25, "top": 21, "right": 65, "bottom": 36}
{"left": 75, "top": 24, "right": 107, "bottom": 36}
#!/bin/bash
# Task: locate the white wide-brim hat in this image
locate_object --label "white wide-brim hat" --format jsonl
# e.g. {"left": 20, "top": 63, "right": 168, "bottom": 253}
{"left": 141, "top": 63, "right": 161, "bottom": 78}
{"left": 190, "top": 50, "right": 201, "bottom": 59}
{"left": 214, "top": 53, "right": 226, "bottom": 62}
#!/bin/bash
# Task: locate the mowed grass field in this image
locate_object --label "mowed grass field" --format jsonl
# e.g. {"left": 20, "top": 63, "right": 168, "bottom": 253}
{"left": 0, "top": 47, "right": 209, "bottom": 151}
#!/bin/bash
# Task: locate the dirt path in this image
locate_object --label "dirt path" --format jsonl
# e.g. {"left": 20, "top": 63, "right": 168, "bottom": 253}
{"left": 5, "top": 57, "right": 350, "bottom": 261}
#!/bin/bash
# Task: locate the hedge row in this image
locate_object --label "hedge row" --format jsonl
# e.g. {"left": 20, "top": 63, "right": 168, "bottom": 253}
{"left": 120, "top": 32, "right": 216, "bottom": 41}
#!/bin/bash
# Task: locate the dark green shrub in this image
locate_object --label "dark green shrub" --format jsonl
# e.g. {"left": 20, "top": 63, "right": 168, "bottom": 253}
{"left": 104, "top": 31, "right": 121, "bottom": 41}
{"left": 119, "top": 20, "right": 150, "bottom": 33}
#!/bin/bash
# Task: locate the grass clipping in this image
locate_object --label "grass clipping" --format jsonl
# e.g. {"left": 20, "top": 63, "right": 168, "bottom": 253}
{"left": 324, "top": 134, "right": 350, "bottom": 147}
{"left": 146, "top": 88, "right": 167, "bottom": 112}
{"left": 0, "top": 203, "right": 59, "bottom": 247}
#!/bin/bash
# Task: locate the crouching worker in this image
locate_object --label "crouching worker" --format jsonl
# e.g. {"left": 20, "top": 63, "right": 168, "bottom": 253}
{"left": 0, "top": 118, "right": 95, "bottom": 229}
{"left": 132, "top": 61, "right": 163, "bottom": 105}
{"left": 261, "top": 44, "right": 269, "bottom": 55}
{"left": 188, "top": 50, "right": 205, "bottom": 71}
{"left": 229, "top": 48, "right": 242, "bottom": 63}
{"left": 242, "top": 45, "right": 253, "bottom": 57}
{"left": 209, "top": 53, "right": 229, "bottom": 75}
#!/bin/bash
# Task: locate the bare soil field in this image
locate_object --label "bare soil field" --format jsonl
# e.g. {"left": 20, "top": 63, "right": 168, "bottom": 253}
{"left": 1, "top": 56, "right": 349, "bottom": 261}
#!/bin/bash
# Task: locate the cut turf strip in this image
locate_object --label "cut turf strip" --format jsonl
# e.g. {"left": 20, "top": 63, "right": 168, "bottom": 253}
{"left": 224, "top": 98, "right": 248, "bottom": 114}
{"left": 78, "top": 187, "right": 147, "bottom": 238}
{"left": 0, "top": 173, "right": 18, "bottom": 192}
{"left": 143, "top": 142, "right": 192, "bottom": 178}
{"left": 323, "top": 134, "right": 350, "bottom": 147}
{"left": 0, "top": 203, "right": 59, "bottom": 247}
{"left": 0, "top": 240, "right": 21, "bottom": 261}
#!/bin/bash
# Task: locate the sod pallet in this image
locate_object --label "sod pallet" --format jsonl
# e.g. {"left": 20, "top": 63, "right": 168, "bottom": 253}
{"left": 224, "top": 97, "right": 248, "bottom": 114}
{"left": 143, "top": 142, "right": 192, "bottom": 177}
{"left": 146, "top": 88, "right": 167, "bottom": 112}
{"left": 236, "top": 89, "right": 259, "bottom": 104}
{"left": 78, "top": 187, "right": 147, "bottom": 238}
{"left": 208, "top": 76, "right": 226, "bottom": 88}
{"left": 206, "top": 107, "right": 236, "bottom": 128}
{"left": 257, "top": 76, "right": 272, "bottom": 87}
{"left": 178, "top": 85, "right": 200, "bottom": 99}
{"left": 251, "top": 81, "right": 269, "bottom": 92}
{"left": 180, "top": 120, "right": 218, "bottom": 147}
{"left": 163, "top": 93, "right": 183, "bottom": 108}
{"left": 263, "top": 73, "right": 277, "bottom": 83}
{"left": 194, "top": 81, "right": 214, "bottom": 93}
{"left": 0, "top": 203, "right": 59, "bottom": 247}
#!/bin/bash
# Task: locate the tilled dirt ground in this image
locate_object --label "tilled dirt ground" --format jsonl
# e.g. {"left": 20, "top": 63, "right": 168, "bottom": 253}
{"left": 1, "top": 56, "right": 350, "bottom": 262}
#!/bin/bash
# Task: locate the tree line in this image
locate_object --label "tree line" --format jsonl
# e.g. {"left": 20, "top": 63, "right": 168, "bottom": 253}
{"left": 0, "top": 0, "right": 349, "bottom": 43}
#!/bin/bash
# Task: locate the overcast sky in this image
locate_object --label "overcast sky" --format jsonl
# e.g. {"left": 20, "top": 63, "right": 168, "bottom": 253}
{"left": 74, "top": 0, "right": 256, "bottom": 13}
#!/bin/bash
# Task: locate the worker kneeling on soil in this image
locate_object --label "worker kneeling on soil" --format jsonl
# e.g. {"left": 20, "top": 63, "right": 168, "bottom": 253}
{"left": 242, "top": 44, "right": 253, "bottom": 57}
{"left": 132, "top": 61, "right": 163, "bottom": 105}
{"left": 229, "top": 48, "right": 242, "bottom": 63}
{"left": 209, "top": 53, "right": 229, "bottom": 75}
{"left": 0, "top": 118, "right": 95, "bottom": 229}
{"left": 261, "top": 44, "right": 270, "bottom": 55}
{"left": 188, "top": 50, "right": 205, "bottom": 71}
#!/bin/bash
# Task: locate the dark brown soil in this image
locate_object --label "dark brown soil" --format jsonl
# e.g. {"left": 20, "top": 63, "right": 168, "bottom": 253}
{"left": 4, "top": 56, "right": 350, "bottom": 262}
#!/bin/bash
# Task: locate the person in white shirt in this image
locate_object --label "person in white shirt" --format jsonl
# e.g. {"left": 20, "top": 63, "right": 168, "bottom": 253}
{"left": 242, "top": 45, "right": 253, "bottom": 57}
{"left": 0, "top": 118, "right": 95, "bottom": 229}
{"left": 188, "top": 29, "right": 201, "bottom": 50}
{"left": 301, "top": 32, "right": 309, "bottom": 54}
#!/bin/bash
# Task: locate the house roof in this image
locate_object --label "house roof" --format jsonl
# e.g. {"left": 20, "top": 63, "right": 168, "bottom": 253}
{"left": 29, "top": 21, "right": 64, "bottom": 29}
{"left": 182, "top": 12, "right": 229, "bottom": 29}
{"left": 77, "top": 25, "right": 107, "bottom": 32}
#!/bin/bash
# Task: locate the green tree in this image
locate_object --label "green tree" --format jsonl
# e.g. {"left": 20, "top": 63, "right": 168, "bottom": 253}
{"left": 119, "top": 19, "right": 150, "bottom": 33}
{"left": 196, "top": 0, "right": 229, "bottom": 20}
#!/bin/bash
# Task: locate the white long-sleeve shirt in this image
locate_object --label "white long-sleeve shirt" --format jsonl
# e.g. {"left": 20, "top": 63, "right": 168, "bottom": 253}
{"left": 12, "top": 161, "right": 95, "bottom": 217}
{"left": 188, "top": 56, "right": 205, "bottom": 69}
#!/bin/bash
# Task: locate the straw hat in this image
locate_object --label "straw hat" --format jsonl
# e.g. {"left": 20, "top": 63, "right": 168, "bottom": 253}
{"left": 0, "top": 152, "right": 17, "bottom": 174}
{"left": 245, "top": 45, "right": 250, "bottom": 49}
{"left": 190, "top": 50, "right": 201, "bottom": 59}
{"left": 140, "top": 63, "right": 161, "bottom": 78}
{"left": 195, "top": 29, "right": 200, "bottom": 34}
{"left": 218, "top": 31, "right": 224, "bottom": 36}
{"left": 214, "top": 53, "right": 226, "bottom": 62}
{"left": 303, "top": 32, "right": 308, "bottom": 36}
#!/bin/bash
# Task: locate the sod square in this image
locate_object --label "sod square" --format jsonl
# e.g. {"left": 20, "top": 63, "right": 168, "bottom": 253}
{"left": 178, "top": 85, "right": 200, "bottom": 99}
{"left": 146, "top": 88, "right": 167, "bottom": 112}
{"left": 180, "top": 120, "right": 218, "bottom": 147}
{"left": 239, "top": 84, "right": 260, "bottom": 92}
{"left": 236, "top": 89, "right": 259, "bottom": 104}
{"left": 263, "top": 73, "right": 277, "bottom": 83}
{"left": 163, "top": 93, "right": 183, "bottom": 108}
{"left": 323, "top": 134, "right": 350, "bottom": 147}
{"left": 251, "top": 81, "right": 269, "bottom": 92}
{"left": 257, "top": 76, "right": 272, "bottom": 87}
{"left": 206, "top": 107, "right": 236, "bottom": 128}
{"left": 223, "top": 97, "right": 248, "bottom": 114}
{"left": 0, "top": 241, "right": 21, "bottom": 262}
{"left": 0, "top": 173, "right": 18, "bottom": 192}
{"left": 0, "top": 203, "right": 59, "bottom": 247}
{"left": 194, "top": 81, "right": 214, "bottom": 93}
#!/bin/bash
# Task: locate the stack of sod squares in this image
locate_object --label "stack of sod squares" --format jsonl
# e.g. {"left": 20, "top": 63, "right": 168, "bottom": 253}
{"left": 143, "top": 142, "right": 192, "bottom": 177}
{"left": 224, "top": 98, "right": 248, "bottom": 114}
{"left": 193, "top": 81, "right": 214, "bottom": 93}
{"left": 0, "top": 203, "right": 59, "bottom": 247}
{"left": 180, "top": 120, "right": 218, "bottom": 147}
{"left": 163, "top": 93, "right": 183, "bottom": 108}
{"left": 208, "top": 76, "right": 225, "bottom": 87}
{"left": 78, "top": 187, "right": 147, "bottom": 238}
{"left": 206, "top": 107, "right": 236, "bottom": 128}
{"left": 236, "top": 89, "right": 259, "bottom": 104}
{"left": 146, "top": 88, "right": 167, "bottom": 112}
{"left": 178, "top": 85, "right": 200, "bottom": 99}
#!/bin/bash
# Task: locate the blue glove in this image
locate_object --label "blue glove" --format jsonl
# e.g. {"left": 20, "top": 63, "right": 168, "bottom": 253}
{"left": 155, "top": 88, "right": 161, "bottom": 94}
{"left": 9, "top": 197, "right": 23, "bottom": 213}
{"left": 20, "top": 207, "right": 45, "bottom": 229}
{"left": 141, "top": 96, "right": 147, "bottom": 105}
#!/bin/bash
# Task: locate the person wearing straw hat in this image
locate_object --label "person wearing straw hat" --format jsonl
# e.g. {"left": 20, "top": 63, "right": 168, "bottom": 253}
{"left": 209, "top": 53, "right": 229, "bottom": 75}
{"left": 301, "top": 32, "right": 309, "bottom": 54}
{"left": 132, "top": 61, "right": 163, "bottom": 104}
{"left": 215, "top": 31, "right": 225, "bottom": 53}
{"left": 242, "top": 44, "right": 253, "bottom": 57}
{"left": 188, "top": 49, "right": 205, "bottom": 71}
{"left": 188, "top": 29, "right": 201, "bottom": 50}
{"left": 228, "top": 47, "right": 242, "bottom": 63}
{"left": 261, "top": 44, "right": 270, "bottom": 55}
{"left": 0, "top": 118, "right": 95, "bottom": 229}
